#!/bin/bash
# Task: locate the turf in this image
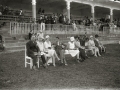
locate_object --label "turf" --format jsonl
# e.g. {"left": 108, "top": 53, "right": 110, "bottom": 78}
{"left": 0, "top": 44, "right": 120, "bottom": 90}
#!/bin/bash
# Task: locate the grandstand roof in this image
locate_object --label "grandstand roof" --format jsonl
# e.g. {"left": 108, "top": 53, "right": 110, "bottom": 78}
{"left": 69, "top": 0, "right": 120, "bottom": 10}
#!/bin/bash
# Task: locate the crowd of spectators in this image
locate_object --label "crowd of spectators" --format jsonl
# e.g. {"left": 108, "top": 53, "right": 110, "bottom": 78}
{"left": 0, "top": 5, "right": 23, "bottom": 16}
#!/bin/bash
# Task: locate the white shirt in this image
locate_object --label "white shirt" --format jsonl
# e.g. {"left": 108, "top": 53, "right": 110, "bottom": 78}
{"left": 44, "top": 41, "right": 52, "bottom": 51}
{"left": 36, "top": 41, "right": 44, "bottom": 52}
{"left": 89, "top": 40, "right": 95, "bottom": 47}
{"left": 68, "top": 41, "right": 75, "bottom": 49}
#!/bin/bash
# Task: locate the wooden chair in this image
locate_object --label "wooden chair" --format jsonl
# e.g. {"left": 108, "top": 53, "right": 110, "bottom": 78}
{"left": 25, "top": 46, "right": 40, "bottom": 69}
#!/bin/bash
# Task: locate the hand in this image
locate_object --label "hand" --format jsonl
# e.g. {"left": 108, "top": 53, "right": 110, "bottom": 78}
{"left": 34, "top": 52, "right": 38, "bottom": 55}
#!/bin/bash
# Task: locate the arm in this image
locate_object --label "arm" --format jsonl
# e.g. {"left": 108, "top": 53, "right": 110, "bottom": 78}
{"left": 26, "top": 42, "right": 34, "bottom": 54}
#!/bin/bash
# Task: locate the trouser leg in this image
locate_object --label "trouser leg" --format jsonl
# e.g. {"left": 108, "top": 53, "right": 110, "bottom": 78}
{"left": 29, "top": 54, "right": 37, "bottom": 66}
{"left": 79, "top": 48, "right": 86, "bottom": 60}
{"left": 41, "top": 55, "right": 46, "bottom": 64}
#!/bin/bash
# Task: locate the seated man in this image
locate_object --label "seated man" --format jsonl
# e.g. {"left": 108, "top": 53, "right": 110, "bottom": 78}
{"left": 94, "top": 34, "right": 106, "bottom": 54}
{"left": 65, "top": 37, "right": 80, "bottom": 63}
{"left": 26, "top": 35, "right": 47, "bottom": 70}
{"left": 0, "top": 35, "right": 5, "bottom": 51}
{"left": 74, "top": 35, "right": 87, "bottom": 61}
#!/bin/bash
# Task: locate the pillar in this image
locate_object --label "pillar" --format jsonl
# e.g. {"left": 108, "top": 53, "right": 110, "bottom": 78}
{"left": 91, "top": 5, "right": 95, "bottom": 24}
{"left": 66, "top": 0, "right": 71, "bottom": 24}
{"left": 32, "top": 0, "right": 36, "bottom": 23}
{"left": 110, "top": 8, "right": 113, "bottom": 22}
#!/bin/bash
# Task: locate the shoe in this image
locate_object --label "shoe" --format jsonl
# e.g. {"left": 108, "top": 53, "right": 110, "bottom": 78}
{"left": 94, "top": 55, "right": 97, "bottom": 57}
{"left": 79, "top": 58, "right": 84, "bottom": 62}
{"left": 43, "top": 63, "right": 47, "bottom": 68}
{"left": 76, "top": 59, "right": 80, "bottom": 63}
{"left": 33, "top": 66, "right": 38, "bottom": 71}
{"left": 53, "top": 65, "right": 56, "bottom": 67}
{"left": 65, "top": 64, "right": 68, "bottom": 66}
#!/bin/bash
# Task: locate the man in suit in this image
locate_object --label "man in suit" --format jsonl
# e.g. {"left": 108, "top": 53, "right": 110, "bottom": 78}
{"left": 26, "top": 35, "right": 46, "bottom": 70}
{"left": 74, "top": 36, "right": 86, "bottom": 62}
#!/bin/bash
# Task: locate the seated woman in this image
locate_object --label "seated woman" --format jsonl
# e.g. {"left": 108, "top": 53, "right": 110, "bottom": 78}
{"left": 85, "top": 36, "right": 101, "bottom": 57}
{"left": 65, "top": 37, "right": 80, "bottom": 63}
{"left": 94, "top": 34, "right": 106, "bottom": 54}
{"left": 44, "top": 35, "right": 60, "bottom": 67}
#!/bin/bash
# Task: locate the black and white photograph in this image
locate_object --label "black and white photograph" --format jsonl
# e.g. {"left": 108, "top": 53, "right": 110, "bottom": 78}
{"left": 0, "top": 0, "right": 120, "bottom": 90}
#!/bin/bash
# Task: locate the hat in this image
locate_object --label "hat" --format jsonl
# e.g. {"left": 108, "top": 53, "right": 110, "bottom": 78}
{"left": 90, "top": 35, "right": 93, "bottom": 38}
{"left": 45, "top": 35, "right": 50, "bottom": 39}
{"left": 70, "top": 37, "right": 75, "bottom": 41}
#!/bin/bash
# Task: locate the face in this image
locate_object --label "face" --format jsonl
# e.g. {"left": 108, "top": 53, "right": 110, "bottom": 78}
{"left": 38, "top": 38, "right": 42, "bottom": 42}
{"left": 31, "top": 36, "right": 35, "bottom": 41}
{"left": 90, "top": 37, "right": 93, "bottom": 40}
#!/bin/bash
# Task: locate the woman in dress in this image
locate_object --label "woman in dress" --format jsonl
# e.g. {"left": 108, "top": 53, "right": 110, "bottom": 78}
{"left": 44, "top": 35, "right": 60, "bottom": 67}
{"left": 85, "top": 35, "right": 101, "bottom": 57}
{"left": 65, "top": 37, "right": 80, "bottom": 63}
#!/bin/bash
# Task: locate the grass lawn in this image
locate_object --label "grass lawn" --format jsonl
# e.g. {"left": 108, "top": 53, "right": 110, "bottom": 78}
{"left": 0, "top": 44, "right": 120, "bottom": 90}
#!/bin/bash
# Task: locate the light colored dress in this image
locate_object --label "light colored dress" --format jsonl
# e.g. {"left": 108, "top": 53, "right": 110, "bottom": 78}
{"left": 65, "top": 41, "right": 79, "bottom": 57}
{"left": 44, "top": 41, "right": 56, "bottom": 63}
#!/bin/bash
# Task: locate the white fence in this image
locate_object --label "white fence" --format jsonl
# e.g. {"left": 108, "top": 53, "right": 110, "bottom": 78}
{"left": 10, "top": 22, "right": 120, "bottom": 36}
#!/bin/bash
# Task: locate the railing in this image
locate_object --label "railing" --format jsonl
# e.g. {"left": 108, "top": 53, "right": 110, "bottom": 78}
{"left": 0, "top": 15, "right": 40, "bottom": 22}
{"left": 10, "top": 22, "right": 104, "bottom": 36}
{"left": 103, "top": 27, "right": 120, "bottom": 35}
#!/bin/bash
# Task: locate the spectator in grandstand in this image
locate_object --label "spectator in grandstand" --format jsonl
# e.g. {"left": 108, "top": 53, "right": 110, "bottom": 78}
{"left": 65, "top": 37, "right": 80, "bottom": 63}
{"left": 38, "top": 8, "right": 41, "bottom": 14}
{"left": 0, "top": 11, "right": 2, "bottom": 15}
{"left": 0, "top": 5, "right": 4, "bottom": 13}
{"left": 44, "top": 35, "right": 60, "bottom": 67}
{"left": 72, "top": 21, "right": 77, "bottom": 31}
{"left": 0, "top": 35, "right": 5, "bottom": 51}
{"left": 85, "top": 35, "right": 101, "bottom": 57}
{"left": 28, "top": 30, "right": 34, "bottom": 40}
{"left": 94, "top": 34, "right": 106, "bottom": 54}
{"left": 39, "top": 16, "right": 45, "bottom": 31}
{"left": 19, "top": 9, "right": 23, "bottom": 16}
{"left": 42, "top": 9, "right": 45, "bottom": 14}
{"left": 3, "top": 6, "right": 9, "bottom": 15}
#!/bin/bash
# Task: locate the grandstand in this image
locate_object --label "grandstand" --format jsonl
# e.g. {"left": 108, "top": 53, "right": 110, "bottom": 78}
{"left": 0, "top": 0, "right": 120, "bottom": 52}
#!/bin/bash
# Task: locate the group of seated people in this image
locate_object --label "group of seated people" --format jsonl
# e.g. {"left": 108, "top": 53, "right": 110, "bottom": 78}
{"left": 26, "top": 31, "right": 106, "bottom": 70}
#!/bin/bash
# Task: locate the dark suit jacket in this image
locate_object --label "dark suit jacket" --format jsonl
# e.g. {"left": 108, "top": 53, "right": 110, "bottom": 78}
{"left": 94, "top": 39, "right": 99, "bottom": 47}
{"left": 26, "top": 40, "right": 39, "bottom": 56}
